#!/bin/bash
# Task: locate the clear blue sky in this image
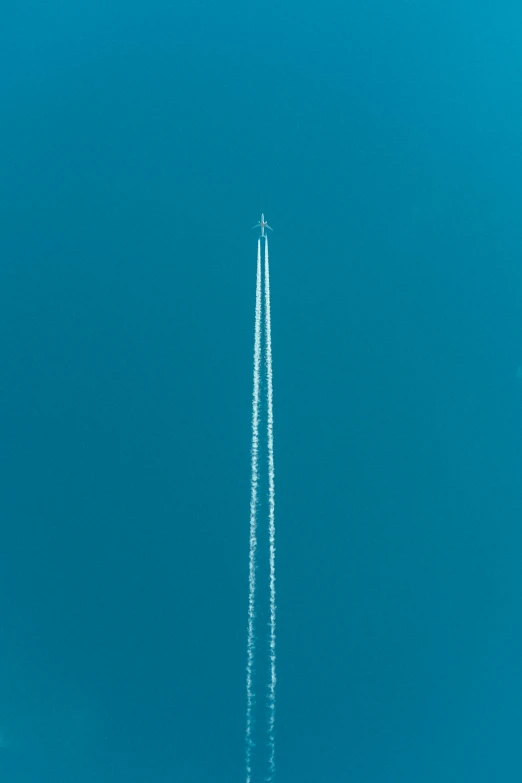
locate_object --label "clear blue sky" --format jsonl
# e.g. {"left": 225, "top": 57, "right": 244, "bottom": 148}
{"left": 2, "top": 2, "right": 522, "bottom": 781}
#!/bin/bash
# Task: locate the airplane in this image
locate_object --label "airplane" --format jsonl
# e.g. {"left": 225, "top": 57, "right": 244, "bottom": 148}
{"left": 252, "top": 213, "right": 273, "bottom": 238}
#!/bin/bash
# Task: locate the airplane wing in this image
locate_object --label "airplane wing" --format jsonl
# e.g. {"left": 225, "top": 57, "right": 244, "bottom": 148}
{"left": 266, "top": 224, "right": 273, "bottom": 230}
{"left": 252, "top": 223, "right": 260, "bottom": 229}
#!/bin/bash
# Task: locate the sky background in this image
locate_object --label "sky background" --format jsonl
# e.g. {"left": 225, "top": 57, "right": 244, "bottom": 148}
{"left": 2, "top": 2, "right": 522, "bottom": 781}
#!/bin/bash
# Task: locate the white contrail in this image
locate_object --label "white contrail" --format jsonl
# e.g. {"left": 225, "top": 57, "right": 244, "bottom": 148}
{"left": 246, "top": 238, "right": 262, "bottom": 783}
{"left": 264, "top": 236, "right": 277, "bottom": 781}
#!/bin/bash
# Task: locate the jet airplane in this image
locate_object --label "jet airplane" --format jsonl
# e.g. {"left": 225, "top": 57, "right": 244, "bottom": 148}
{"left": 252, "top": 213, "right": 273, "bottom": 238}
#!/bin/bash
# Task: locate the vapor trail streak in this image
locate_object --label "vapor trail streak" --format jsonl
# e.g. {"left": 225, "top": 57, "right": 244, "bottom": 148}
{"left": 246, "top": 238, "right": 262, "bottom": 783}
{"left": 264, "top": 237, "right": 277, "bottom": 781}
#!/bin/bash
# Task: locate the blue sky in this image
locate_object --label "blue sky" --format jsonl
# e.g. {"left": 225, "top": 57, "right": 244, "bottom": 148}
{"left": 2, "top": 2, "right": 522, "bottom": 781}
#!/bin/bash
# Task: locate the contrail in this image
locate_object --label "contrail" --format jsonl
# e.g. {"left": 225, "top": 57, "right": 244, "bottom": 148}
{"left": 246, "top": 238, "right": 262, "bottom": 783}
{"left": 264, "top": 236, "right": 277, "bottom": 781}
